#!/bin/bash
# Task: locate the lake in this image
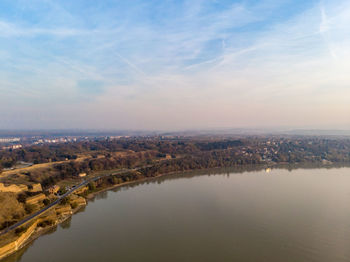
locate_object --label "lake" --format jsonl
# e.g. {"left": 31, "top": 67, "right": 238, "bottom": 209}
{"left": 4, "top": 167, "right": 350, "bottom": 262}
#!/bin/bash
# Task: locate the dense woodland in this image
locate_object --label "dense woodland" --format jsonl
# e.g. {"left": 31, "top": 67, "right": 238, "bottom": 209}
{"left": 0, "top": 138, "right": 245, "bottom": 170}
{"left": 1, "top": 136, "right": 350, "bottom": 188}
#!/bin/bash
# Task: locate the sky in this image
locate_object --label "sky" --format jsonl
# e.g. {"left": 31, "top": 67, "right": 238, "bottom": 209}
{"left": 0, "top": 0, "right": 349, "bottom": 131}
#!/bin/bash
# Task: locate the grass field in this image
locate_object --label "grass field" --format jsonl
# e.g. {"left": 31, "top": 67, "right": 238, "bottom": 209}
{"left": 0, "top": 156, "right": 89, "bottom": 179}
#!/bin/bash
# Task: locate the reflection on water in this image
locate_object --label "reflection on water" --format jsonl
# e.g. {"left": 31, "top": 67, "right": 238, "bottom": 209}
{"left": 5, "top": 242, "right": 30, "bottom": 262}
{"left": 3, "top": 166, "right": 350, "bottom": 262}
{"left": 95, "top": 191, "right": 108, "bottom": 200}
{"left": 60, "top": 217, "right": 71, "bottom": 230}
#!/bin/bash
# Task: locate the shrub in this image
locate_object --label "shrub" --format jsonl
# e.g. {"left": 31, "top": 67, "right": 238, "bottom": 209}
{"left": 60, "top": 197, "right": 70, "bottom": 205}
{"left": 88, "top": 182, "right": 96, "bottom": 191}
{"left": 38, "top": 219, "right": 54, "bottom": 227}
{"left": 15, "top": 227, "right": 26, "bottom": 235}
{"left": 25, "top": 204, "right": 36, "bottom": 214}
{"left": 17, "top": 193, "right": 27, "bottom": 203}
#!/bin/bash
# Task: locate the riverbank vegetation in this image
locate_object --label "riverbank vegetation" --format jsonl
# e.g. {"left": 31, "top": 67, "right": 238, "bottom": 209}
{"left": 1, "top": 136, "right": 350, "bottom": 186}
{"left": 1, "top": 135, "right": 350, "bottom": 255}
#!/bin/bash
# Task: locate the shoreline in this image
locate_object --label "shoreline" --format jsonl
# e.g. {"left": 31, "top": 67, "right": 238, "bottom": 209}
{"left": 0, "top": 171, "right": 177, "bottom": 261}
{"left": 0, "top": 203, "right": 86, "bottom": 261}
{"left": 1, "top": 162, "right": 350, "bottom": 261}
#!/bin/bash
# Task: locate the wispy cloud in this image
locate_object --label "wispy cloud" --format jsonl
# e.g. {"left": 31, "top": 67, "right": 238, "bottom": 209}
{"left": 0, "top": 0, "right": 349, "bottom": 130}
{"left": 0, "top": 20, "right": 87, "bottom": 38}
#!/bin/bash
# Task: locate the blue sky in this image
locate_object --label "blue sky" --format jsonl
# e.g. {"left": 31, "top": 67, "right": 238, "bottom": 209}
{"left": 0, "top": 0, "right": 349, "bottom": 130}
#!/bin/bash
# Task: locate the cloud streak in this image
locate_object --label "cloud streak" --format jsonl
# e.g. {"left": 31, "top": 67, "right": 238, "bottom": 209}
{"left": 0, "top": 0, "right": 349, "bottom": 130}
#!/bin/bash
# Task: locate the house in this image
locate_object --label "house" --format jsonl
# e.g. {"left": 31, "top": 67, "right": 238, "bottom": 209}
{"left": 47, "top": 185, "right": 60, "bottom": 194}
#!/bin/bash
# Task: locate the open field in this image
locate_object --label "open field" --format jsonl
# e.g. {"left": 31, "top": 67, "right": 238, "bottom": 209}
{"left": 0, "top": 156, "right": 89, "bottom": 178}
{"left": 0, "top": 193, "right": 25, "bottom": 227}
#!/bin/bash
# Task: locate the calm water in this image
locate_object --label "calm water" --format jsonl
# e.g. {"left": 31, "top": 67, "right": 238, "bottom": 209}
{"left": 4, "top": 167, "right": 350, "bottom": 262}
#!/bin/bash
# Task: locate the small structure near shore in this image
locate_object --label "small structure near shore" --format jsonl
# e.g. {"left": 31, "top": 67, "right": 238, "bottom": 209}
{"left": 47, "top": 185, "right": 60, "bottom": 194}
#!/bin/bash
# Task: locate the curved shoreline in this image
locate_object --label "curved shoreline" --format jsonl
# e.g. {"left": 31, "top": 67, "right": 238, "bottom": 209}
{"left": 1, "top": 162, "right": 350, "bottom": 261}
{"left": 0, "top": 171, "right": 173, "bottom": 261}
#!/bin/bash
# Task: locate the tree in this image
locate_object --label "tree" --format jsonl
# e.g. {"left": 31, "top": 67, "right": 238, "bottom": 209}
{"left": 88, "top": 182, "right": 96, "bottom": 191}
{"left": 15, "top": 227, "right": 26, "bottom": 235}
{"left": 17, "top": 193, "right": 27, "bottom": 203}
{"left": 60, "top": 197, "right": 70, "bottom": 205}
{"left": 25, "top": 204, "right": 36, "bottom": 214}
{"left": 108, "top": 176, "right": 117, "bottom": 185}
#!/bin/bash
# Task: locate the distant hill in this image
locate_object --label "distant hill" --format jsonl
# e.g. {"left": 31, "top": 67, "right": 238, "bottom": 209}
{"left": 283, "top": 129, "right": 350, "bottom": 136}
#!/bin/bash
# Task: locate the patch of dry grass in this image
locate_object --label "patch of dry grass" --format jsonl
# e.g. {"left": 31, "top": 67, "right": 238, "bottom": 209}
{"left": 0, "top": 193, "right": 25, "bottom": 226}
{"left": 0, "top": 157, "right": 88, "bottom": 178}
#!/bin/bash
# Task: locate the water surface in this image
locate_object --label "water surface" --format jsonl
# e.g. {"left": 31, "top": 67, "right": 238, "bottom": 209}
{"left": 4, "top": 167, "right": 350, "bottom": 262}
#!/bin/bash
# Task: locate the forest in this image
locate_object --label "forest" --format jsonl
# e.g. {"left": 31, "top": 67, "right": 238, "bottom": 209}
{"left": 1, "top": 136, "right": 350, "bottom": 189}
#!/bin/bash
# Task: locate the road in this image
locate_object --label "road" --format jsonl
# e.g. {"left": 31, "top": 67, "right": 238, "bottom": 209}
{"left": 0, "top": 169, "right": 132, "bottom": 236}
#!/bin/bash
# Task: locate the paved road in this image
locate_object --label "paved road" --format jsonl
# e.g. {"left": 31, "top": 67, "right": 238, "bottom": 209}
{"left": 0, "top": 169, "right": 131, "bottom": 236}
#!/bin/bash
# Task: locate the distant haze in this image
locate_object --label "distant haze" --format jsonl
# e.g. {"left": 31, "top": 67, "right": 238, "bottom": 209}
{"left": 0, "top": 0, "right": 349, "bottom": 130}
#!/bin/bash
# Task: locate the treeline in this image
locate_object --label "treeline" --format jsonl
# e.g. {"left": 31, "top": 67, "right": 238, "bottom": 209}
{"left": 0, "top": 144, "right": 80, "bottom": 169}
{"left": 77, "top": 150, "right": 263, "bottom": 195}
{"left": 78, "top": 140, "right": 350, "bottom": 193}
{"left": 39, "top": 151, "right": 157, "bottom": 188}
{"left": 195, "top": 140, "right": 243, "bottom": 151}
{"left": 2, "top": 137, "right": 350, "bottom": 182}
{"left": 36, "top": 148, "right": 261, "bottom": 188}
{"left": 0, "top": 139, "right": 246, "bottom": 171}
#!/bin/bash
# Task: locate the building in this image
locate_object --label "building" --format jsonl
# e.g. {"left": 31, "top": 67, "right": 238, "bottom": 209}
{"left": 0, "top": 138, "right": 20, "bottom": 143}
{"left": 79, "top": 173, "right": 87, "bottom": 178}
{"left": 47, "top": 185, "right": 60, "bottom": 194}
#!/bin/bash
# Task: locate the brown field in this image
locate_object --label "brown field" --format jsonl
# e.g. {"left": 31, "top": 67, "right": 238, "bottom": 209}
{"left": 0, "top": 156, "right": 89, "bottom": 179}
{"left": 0, "top": 192, "right": 25, "bottom": 227}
